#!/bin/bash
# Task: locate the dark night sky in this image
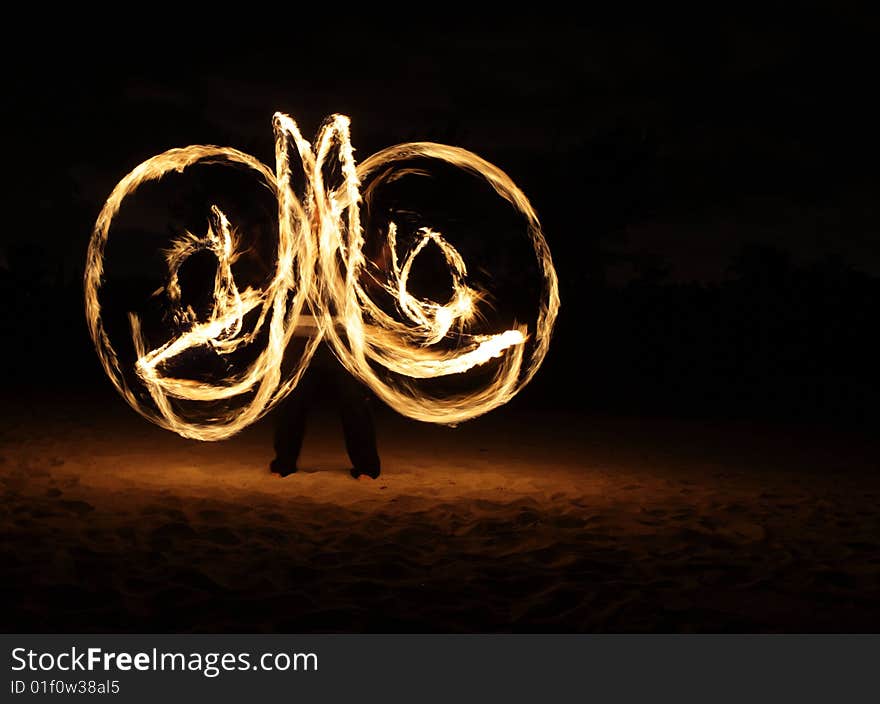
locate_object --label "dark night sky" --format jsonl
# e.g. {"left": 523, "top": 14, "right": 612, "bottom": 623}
{"left": 3, "top": 10, "right": 880, "bottom": 425}
{"left": 4, "top": 10, "right": 879, "bottom": 283}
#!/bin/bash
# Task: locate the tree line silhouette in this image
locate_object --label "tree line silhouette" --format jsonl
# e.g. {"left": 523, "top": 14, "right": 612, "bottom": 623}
{"left": 2, "top": 237, "right": 877, "bottom": 427}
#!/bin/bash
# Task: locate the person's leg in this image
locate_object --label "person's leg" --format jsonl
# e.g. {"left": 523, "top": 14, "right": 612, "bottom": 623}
{"left": 271, "top": 366, "right": 320, "bottom": 476}
{"left": 331, "top": 361, "right": 381, "bottom": 479}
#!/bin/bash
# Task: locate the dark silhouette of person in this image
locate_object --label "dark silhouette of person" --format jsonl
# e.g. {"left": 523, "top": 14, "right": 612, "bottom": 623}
{"left": 270, "top": 238, "right": 393, "bottom": 481}
{"left": 270, "top": 340, "right": 381, "bottom": 480}
{"left": 176, "top": 248, "right": 380, "bottom": 478}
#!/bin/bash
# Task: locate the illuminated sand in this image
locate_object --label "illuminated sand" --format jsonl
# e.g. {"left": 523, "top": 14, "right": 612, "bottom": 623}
{"left": 2, "top": 397, "right": 879, "bottom": 632}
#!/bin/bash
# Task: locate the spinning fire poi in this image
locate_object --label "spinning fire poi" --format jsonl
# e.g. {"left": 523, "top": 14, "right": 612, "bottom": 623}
{"left": 84, "top": 113, "right": 560, "bottom": 441}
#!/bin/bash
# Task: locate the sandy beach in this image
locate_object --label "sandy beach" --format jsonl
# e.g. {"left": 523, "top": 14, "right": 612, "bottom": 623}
{"left": 2, "top": 393, "right": 879, "bottom": 632}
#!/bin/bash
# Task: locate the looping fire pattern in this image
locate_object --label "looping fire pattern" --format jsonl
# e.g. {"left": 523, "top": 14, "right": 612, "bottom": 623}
{"left": 85, "top": 113, "right": 560, "bottom": 440}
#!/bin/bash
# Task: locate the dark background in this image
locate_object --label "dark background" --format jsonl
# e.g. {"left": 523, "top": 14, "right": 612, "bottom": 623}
{"left": 3, "top": 9, "right": 879, "bottom": 426}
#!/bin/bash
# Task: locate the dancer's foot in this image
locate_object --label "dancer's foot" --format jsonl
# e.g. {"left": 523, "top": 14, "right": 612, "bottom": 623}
{"left": 270, "top": 459, "right": 298, "bottom": 477}
{"left": 350, "top": 466, "right": 380, "bottom": 480}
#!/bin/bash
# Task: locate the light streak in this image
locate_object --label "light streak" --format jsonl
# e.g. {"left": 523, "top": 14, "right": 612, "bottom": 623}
{"left": 85, "top": 114, "right": 559, "bottom": 440}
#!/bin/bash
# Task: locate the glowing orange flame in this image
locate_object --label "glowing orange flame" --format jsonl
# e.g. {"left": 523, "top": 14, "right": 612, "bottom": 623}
{"left": 85, "top": 114, "right": 560, "bottom": 440}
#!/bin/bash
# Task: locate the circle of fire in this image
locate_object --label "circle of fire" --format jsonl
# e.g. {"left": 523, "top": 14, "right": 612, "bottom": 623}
{"left": 85, "top": 114, "right": 560, "bottom": 440}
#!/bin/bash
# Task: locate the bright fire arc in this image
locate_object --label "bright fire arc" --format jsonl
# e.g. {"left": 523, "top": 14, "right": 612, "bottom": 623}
{"left": 85, "top": 113, "right": 560, "bottom": 441}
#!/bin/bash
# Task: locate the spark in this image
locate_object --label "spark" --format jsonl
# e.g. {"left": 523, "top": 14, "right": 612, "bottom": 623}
{"left": 85, "top": 114, "right": 560, "bottom": 440}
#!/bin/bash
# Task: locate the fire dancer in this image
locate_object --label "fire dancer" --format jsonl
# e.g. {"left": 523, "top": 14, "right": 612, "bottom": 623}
{"left": 269, "top": 239, "right": 392, "bottom": 480}
{"left": 270, "top": 338, "right": 381, "bottom": 480}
